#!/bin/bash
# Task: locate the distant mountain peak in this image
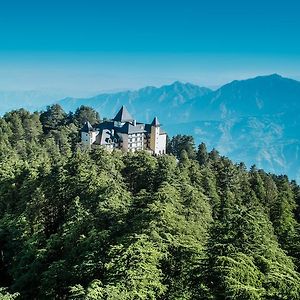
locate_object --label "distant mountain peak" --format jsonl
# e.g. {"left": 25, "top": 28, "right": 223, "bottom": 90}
{"left": 252, "top": 73, "right": 284, "bottom": 81}
{"left": 148, "top": 80, "right": 209, "bottom": 92}
{"left": 254, "top": 73, "right": 282, "bottom": 79}
{"left": 219, "top": 74, "right": 298, "bottom": 93}
{"left": 171, "top": 80, "right": 183, "bottom": 86}
{"left": 170, "top": 80, "right": 208, "bottom": 89}
{"left": 269, "top": 73, "right": 282, "bottom": 78}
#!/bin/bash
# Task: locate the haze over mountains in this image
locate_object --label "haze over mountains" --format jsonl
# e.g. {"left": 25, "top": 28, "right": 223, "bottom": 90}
{"left": 2, "top": 74, "right": 300, "bottom": 181}
{"left": 58, "top": 74, "right": 300, "bottom": 182}
{"left": 0, "top": 90, "right": 67, "bottom": 114}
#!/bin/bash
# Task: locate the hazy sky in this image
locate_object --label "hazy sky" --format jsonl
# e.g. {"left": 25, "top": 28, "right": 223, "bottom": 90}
{"left": 0, "top": 0, "right": 300, "bottom": 95}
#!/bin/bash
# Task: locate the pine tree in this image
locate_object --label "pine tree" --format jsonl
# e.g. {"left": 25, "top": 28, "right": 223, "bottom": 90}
{"left": 40, "top": 104, "right": 67, "bottom": 133}
{"left": 197, "top": 142, "right": 209, "bottom": 166}
{"left": 73, "top": 106, "right": 100, "bottom": 127}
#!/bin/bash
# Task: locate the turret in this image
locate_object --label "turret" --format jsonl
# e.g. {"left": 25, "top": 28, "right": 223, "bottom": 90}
{"left": 149, "top": 117, "right": 166, "bottom": 155}
{"left": 81, "top": 121, "right": 98, "bottom": 146}
{"left": 151, "top": 117, "right": 160, "bottom": 127}
{"left": 81, "top": 121, "right": 93, "bottom": 133}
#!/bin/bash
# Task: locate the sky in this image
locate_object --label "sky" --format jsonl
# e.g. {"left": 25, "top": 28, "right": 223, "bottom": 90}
{"left": 0, "top": 0, "right": 300, "bottom": 95}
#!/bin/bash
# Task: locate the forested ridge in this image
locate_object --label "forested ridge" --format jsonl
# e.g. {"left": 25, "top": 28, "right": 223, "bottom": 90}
{"left": 0, "top": 105, "right": 300, "bottom": 300}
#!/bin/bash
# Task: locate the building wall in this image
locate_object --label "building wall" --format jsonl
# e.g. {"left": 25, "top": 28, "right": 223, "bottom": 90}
{"left": 120, "top": 133, "right": 129, "bottom": 151}
{"left": 150, "top": 126, "right": 166, "bottom": 155}
{"left": 150, "top": 126, "right": 157, "bottom": 153}
{"left": 91, "top": 131, "right": 98, "bottom": 144}
{"left": 156, "top": 133, "right": 167, "bottom": 155}
{"left": 81, "top": 122, "right": 166, "bottom": 155}
{"left": 128, "top": 132, "right": 144, "bottom": 152}
{"left": 81, "top": 131, "right": 98, "bottom": 146}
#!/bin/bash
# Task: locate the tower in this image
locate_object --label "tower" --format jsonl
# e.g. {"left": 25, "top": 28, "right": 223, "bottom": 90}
{"left": 150, "top": 117, "right": 166, "bottom": 155}
{"left": 81, "top": 121, "right": 98, "bottom": 147}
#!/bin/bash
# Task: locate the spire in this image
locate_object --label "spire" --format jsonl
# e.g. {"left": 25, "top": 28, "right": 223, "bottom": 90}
{"left": 81, "top": 121, "right": 93, "bottom": 132}
{"left": 113, "top": 105, "right": 134, "bottom": 122}
{"left": 151, "top": 116, "right": 160, "bottom": 127}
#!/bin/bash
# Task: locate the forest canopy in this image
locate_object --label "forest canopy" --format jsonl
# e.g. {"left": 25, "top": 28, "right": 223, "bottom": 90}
{"left": 0, "top": 105, "right": 300, "bottom": 299}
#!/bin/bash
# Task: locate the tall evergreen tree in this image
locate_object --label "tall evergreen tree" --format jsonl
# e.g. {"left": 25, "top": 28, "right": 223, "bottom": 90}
{"left": 0, "top": 106, "right": 299, "bottom": 299}
{"left": 197, "top": 142, "right": 209, "bottom": 166}
{"left": 40, "top": 104, "right": 67, "bottom": 133}
{"left": 167, "top": 134, "right": 196, "bottom": 159}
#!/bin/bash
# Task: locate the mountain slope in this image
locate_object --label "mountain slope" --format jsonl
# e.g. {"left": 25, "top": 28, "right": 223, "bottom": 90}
{"left": 186, "top": 74, "right": 300, "bottom": 121}
{"left": 166, "top": 75, "right": 300, "bottom": 181}
{"left": 59, "top": 81, "right": 212, "bottom": 123}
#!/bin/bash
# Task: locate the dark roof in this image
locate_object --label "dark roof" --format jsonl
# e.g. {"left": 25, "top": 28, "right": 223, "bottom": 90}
{"left": 81, "top": 121, "right": 94, "bottom": 132}
{"left": 144, "top": 124, "right": 151, "bottom": 133}
{"left": 121, "top": 122, "right": 146, "bottom": 134}
{"left": 96, "top": 120, "right": 145, "bottom": 135}
{"left": 113, "top": 105, "right": 134, "bottom": 122}
{"left": 96, "top": 120, "right": 114, "bottom": 131}
{"left": 151, "top": 117, "right": 160, "bottom": 126}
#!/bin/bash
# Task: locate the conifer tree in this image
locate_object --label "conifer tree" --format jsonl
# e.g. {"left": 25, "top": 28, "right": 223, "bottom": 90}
{"left": 197, "top": 142, "right": 209, "bottom": 166}
{"left": 0, "top": 106, "right": 299, "bottom": 299}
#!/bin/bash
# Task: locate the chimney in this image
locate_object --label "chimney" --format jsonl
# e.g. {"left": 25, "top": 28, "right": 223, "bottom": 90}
{"left": 133, "top": 120, "right": 137, "bottom": 126}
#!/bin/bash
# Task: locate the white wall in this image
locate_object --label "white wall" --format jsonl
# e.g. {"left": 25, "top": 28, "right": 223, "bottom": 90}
{"left": 81, "top": 132, "right": 90, "bottom": 145}
{"left": 150, "top": 126, "right": 166, "bottom": 155}
{"left": 81, "top": 131, "right": 99, "bottom": 146}
{"left": 156, "top": 133, "right": 167, "bottom": 155}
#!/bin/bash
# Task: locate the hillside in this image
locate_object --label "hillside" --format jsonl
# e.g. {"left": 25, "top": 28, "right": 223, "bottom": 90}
{"left": 0, "top": 107, "right": 300, "bottom": 299}
{"left": 58, "top": 75, "right": 300, "bottom": 181}
{"left": 0, "top": 105, "right": 300, "bottom": 300}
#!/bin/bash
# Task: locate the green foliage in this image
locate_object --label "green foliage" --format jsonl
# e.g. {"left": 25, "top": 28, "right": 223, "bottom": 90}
{"left": 40, "top": 104, "right": 67, "bottom": 133}
{"left": 197, "top": 142, "right": 208, "bottom": 166}
{"left": 73, "top": 105, "right": 100, "bottom": 127}
{"left": 167, "top": 134, "right": 196, "bottom": 159}
{"left": 0, "top": 288, "right": 19, "bottom": 300}
{"left": 217, "top": 253, "right": 265, "bottom": 300}
{"left": 0, "top": 107, "right": 300, "bottom": 299}
{"left": 105, "top": 235, "right": 166, "bottom": 299}
{"left": 69, "top": 280, "right": 104, "bottom": 300}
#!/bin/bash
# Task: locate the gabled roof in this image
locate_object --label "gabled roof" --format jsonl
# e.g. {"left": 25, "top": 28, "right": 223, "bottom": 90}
{"left": 113, "top": 105, "right": 134, "bottom": 122}
{"left": 151, "top": 117, "right": 160, "bottom": 126}
{"left": 81, "top": 121, "right": 94, "bottom": 132}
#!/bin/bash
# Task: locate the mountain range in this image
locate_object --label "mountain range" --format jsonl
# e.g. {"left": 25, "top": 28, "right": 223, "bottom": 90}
{"left": 1, "top": 74, "right": 299, "bottom": 182}
{"left": 58, "top": 74, "right": 300, "bottom": 182}
{"left": 0, "top": 90, "right": 69, "bottom": 115}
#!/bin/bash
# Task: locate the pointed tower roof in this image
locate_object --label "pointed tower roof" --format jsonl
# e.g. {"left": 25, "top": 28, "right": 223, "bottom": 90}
{"left": 81, "top": 121, "right": 94, "bottom": 132}
{"left": 113, "top": 105, "right": 134, "bottom": 122}
{"left": 151, "top": 116, "right": 160, "bottom": 127}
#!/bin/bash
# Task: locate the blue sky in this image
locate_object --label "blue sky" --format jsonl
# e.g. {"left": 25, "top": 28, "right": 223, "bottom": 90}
{"left": 0, "top": 0, "right": 299, "bottom": 94}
